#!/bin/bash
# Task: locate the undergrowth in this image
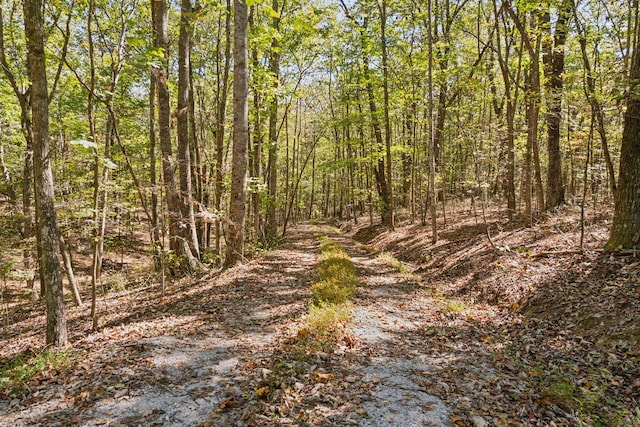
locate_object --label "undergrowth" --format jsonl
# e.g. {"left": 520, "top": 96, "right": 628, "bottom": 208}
{"left": 305, "top": 232, "right": 357, "bottom": 347}
{"left": 0, "top": 349, "right": 74, "bottom": 398}
{"left": 376, "top": 251, "right": 420, "bottom": 282}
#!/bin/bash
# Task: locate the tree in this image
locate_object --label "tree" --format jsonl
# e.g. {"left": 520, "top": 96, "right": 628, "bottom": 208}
{"left": 606, "top": 3, "right": 640, "bottom": 250}
{"left": 542, "top": 0, "right": 571, "bottom": 210}
{"left": 23, "top": 0, "right": 67, "bottom": 346}
{"left": 177, "top": 0, "right": 201, "bottom": 258}
{"left": 265, "top": 0, "right": 281, "bottom": 241}
{"left": 225, "top": 0, "right": 249, "bottom": 267}
{"left": 152, "top": 0, "right": 200, "bottom": 273}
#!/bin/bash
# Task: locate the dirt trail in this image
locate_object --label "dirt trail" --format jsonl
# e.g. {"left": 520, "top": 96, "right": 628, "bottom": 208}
{"left": 1, "top": 224, "right": 501, "bottom": 426}
{"left": 324, "top": 227, "right": 453, "bottom": 426}
{"left": 1, "top": 227, "right": 319, "bottom": 426}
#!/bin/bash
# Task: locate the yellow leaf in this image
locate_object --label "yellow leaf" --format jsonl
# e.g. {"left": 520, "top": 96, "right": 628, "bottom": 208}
{"left": 256, "top": 386, "right": 270, "bottom": 399}
{"left": 313, "top": 371, "right": 334, "bottom": 383}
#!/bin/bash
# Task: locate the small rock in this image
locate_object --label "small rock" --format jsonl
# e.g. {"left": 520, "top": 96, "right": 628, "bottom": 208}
{"left": 471, "top": 415, "right": 487, "bottom": 427}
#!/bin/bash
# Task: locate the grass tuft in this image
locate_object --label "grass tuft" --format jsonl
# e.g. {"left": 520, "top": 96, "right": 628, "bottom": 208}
{"left": 305, "top": 302, "right": 353, "bottom": 343}
{"left": 376, "top": 251, "right": 420, "bottom": 282}
{"left": 313, "top": 236, "right": 358, "bottom": 305}
{"left": 298, "top": 232, "right": 359, "bottom": 349}
{"left": 0, "top": 349, "right": 74, "bottom": 398}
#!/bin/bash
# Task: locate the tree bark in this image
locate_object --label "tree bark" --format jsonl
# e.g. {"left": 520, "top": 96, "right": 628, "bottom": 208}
{"left": 177, "top": 0, "right": 201, "bottom": 258}
{"left": 24, "top": 0, "right": 67, "bottom": 346}
{"left": 541, "top": 0, "right": 570, "bottom": 210}
{"left": 152, "top": 0, "right": 199, "bottom": 274}
{"left": 224, "top": 0, "right": 249, "bottom": 267}
{"left": 265, "top": 0, "right": 280, "bottom": 240}
{"left": 215, "top": 0, "right": 232, "bottom": 258}
{"left": 379, "top": 0, "right": 394, "bottom": 230}
{"left": 606, "top": 4, "right": 640, "bottom": 250}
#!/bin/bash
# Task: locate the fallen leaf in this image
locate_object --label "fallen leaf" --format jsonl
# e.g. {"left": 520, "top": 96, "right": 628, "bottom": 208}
{"left": 313, "top": 371, "right": 334, "bottom": 383}
{"left": 256, "top": 386, "right": 270, "bottom": 399}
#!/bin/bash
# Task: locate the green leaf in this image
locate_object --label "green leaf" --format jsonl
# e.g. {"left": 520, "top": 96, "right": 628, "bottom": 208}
{"left": 265, "top": 6, "right": 280, "bottom": 19}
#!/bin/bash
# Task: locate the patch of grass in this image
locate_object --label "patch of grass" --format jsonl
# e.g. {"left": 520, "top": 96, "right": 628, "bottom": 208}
{"left": 444, "top": 300, "right": 467, "bottom": 314}
{"left": 376, "top": 251, "right": 420, "bottom": 282}
{"left": 299, "top": 232, "right": 358, "bottom": 349}
{"left": 313, "top": 236, "right": 358, "bottom": 305}
{"left": 536, "top": 365, "right": 639, "bottom": 426}
{"left": 544, "top": 374, "right": 577, "bottom": 409}
{"left": 306, "top": 302, "right": 352, "bottom": 344}
{"left": 0, "top": 349, "right": 74, "bottom": 398}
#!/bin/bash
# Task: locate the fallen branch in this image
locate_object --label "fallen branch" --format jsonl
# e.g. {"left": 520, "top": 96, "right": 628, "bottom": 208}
{"left": 529, "top": 249, "right": 584, "bottom": 259}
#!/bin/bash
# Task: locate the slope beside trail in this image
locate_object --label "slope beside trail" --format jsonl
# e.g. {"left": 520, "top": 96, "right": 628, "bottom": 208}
{"left": 1, "top": 224, "right": 457, "bottom": 427}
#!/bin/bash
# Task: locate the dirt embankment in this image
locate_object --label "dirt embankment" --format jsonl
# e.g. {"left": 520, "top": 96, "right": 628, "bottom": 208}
{"left": 339, "top": 203, "right": 640, "bottom": 426}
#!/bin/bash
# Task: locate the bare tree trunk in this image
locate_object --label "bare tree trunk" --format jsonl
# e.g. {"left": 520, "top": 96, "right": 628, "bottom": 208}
{"left": 177, "top": 0, "right": 201, "bottom": 259}
{"left": 606, "top": 0, "right": 640, "bottom": 249}
{"left": 265, "top": 0, "right": 280, "bottom": 240}
{"left": 24, "top": 0, "right": 67, "bottom": 346}
{"left": 541, "top": 0, "right": 570, "bottom": 210}
{"left": 428, "top": 0, "right": 437, "bottom": 243}
{"left": 58, "top": 235, "right": 82, "bottom": 307}
{"left": 379, "top": 0, "right": 394, "bottom": 230}
{"left": 215, "top": 0, "right": 232, "bottom": 258}
{"left": 224, "top": 0, "right": 249, "bottom": 267}
{"left": 149, "top": 59, "right": 161, "bottom": 268}
{"left": 153, "top": 0, "right": 198, "bottom": 274}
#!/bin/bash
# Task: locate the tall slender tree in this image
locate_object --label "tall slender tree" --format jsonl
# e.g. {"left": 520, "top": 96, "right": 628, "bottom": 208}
{"left": 23, "top": 0, "right": 67, "bottom": 346}
{"left": 225, "top": 0, "right": 249, "bottom": 266}
{"left": 152, "top": 0, "right": 199, "bottom": 273}
{"left": 177, "top": 0, "right": 201, "bottom": 258}
{"left": 542, "top": 0, "right": 570, "bottom": 210}
{"left": 265, "top": 0, "right": 281, "bottom": 240}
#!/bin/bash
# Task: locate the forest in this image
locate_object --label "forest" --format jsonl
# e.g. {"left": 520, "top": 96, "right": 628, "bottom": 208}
{"left": 1, "top": 0, "right": 640, "bottom": 424}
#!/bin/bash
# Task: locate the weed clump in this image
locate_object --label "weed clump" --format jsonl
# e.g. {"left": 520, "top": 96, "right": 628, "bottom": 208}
{"left": 312, "top": 236, "right": 358, "bottom": 305}
{"left": 0, "top": 349, "right": 74, "bottom": 398}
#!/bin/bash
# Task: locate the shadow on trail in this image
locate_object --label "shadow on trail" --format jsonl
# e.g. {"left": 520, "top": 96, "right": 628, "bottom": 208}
{"left": 0, "top": 227, "right": 320, "bottom": 427}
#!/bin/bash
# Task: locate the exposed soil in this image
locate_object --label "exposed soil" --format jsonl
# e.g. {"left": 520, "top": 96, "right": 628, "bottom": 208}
{"left": 1, "top": 202, "right": 639, "bottom": 426}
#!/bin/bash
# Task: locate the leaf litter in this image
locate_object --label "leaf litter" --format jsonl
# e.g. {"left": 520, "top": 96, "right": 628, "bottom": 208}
{"left": 1, "top": 203, "right": 639, "bottom": 426}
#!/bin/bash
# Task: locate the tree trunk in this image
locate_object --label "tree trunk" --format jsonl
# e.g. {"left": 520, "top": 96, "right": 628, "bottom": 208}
{"left": 215, "top": 0, "right": 232, "bottom": 258}
{"left": 59, "top": 234, "right": 82, "bottom": 307}
{"left": 149, "top": 60, "right": 161, "bottom": 268}
{"left": 379, "top": 0, "right": 394, "bottom": 229}
{"left": 265, "top": 0, "right": 280, "bottom": 240}
{"left": 177, "top": 0, "right": 201, "bottom": 259}
{"left": 541, "top": 1, "right": 570, "bottom": 210}
{"left": 152, "top": 0, "right": 198, "bottom": 274}
{"left": 224, "top": 0, "right": 249, "bottom": 267}
{"left": 24, "top": 0, "right": 67, "bottom": 347}
{"left": 362, "top": 28, "right": 391, "bottom": 227}
{"left": 606, "top": 5, "right": 640, "bottom": 250}
{"left": 427, "top": 0, "right": 437, "bottom": 243}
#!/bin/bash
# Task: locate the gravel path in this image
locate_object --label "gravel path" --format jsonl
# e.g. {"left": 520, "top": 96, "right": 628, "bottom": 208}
{"left": 325, "top": 227, "right": 452, "bottom": 427}
{"left": 1, "top": 225, "right": 455, "bottom": 426}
